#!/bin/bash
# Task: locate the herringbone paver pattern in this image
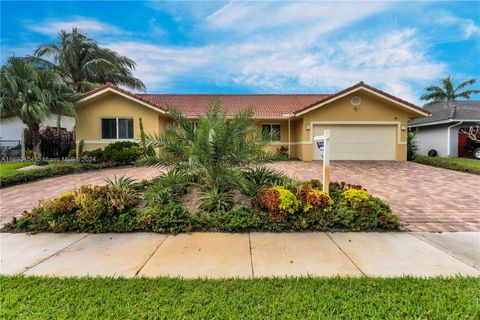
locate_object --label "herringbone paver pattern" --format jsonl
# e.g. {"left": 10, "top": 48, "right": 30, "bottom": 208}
{"left": 269, "top": 161, "right": 480, "bottom": 232}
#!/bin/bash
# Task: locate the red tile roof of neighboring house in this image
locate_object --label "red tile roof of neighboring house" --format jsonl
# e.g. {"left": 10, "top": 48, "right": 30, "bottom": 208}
{"left": 80, "top": 82, "right": 429, "bottom": 118}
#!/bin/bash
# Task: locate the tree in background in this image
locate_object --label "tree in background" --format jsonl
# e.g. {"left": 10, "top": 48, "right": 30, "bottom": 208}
{"left": 27, "top": 28, "right": 145, "bottom": 93}
{"left": 420, "top": 76, "right": 480, "bottom": 104}
{"left": 0, "top": 57, "right": 78, "bottom": 162}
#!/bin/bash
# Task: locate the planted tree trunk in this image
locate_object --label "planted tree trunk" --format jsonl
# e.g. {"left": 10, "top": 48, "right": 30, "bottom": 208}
{"left": 29, "top": 123, "right": 43, "bottom": 163}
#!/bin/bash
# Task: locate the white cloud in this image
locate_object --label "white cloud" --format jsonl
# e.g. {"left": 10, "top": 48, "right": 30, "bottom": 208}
{"left": 106, "top": 27, "right": 444, "bottom": 103}
{"left": 17, "top": 2, "right": 451, "bottom": 103}
{"left": 436, "top": 11, "right": 480, "bottom": 40}
{"left": 28, "top": 17, "right": 122, "bottom": 36}
{"left": 206, "top": 1, "right": 392, "bottom": 40}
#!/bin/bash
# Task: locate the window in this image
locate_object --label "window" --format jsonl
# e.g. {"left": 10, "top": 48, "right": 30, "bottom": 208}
{"left": 262, "top": 124, "right": 281, "bottom": 141}
{"left": 101, "top": 118, "right": 133, "bottom": 139}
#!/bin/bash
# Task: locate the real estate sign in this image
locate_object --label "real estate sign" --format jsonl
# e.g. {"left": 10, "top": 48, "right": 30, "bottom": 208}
{"left": 314, "top": 130, "right": 331, "bottom": 194}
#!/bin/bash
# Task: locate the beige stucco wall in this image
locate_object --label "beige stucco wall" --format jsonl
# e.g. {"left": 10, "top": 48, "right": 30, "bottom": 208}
{"left": 292, "top": 91, "right": 416, "bottom": 161}
{"left": 75, "top": 90, "right": 422, "bottom": 161}
{"left": 255, "top": 120, "right": 291, "bottom": 156}
{"left": 75, "top": 92, "right": 167, "bottom": 152}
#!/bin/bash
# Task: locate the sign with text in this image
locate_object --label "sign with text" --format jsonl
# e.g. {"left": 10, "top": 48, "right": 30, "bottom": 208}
{"left": 313, "top": 130, "right": 331, "bottom": 195}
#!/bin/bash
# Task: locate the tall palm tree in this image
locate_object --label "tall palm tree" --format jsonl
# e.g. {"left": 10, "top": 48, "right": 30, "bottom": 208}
{"left": 0, "top": 57, "right": 78, "bottom": 162}
{"left": 420, "top": 76, "right": 480, "bottom": 103}
{"left": 28, "top": 28, "right": 145, "bottom": 93}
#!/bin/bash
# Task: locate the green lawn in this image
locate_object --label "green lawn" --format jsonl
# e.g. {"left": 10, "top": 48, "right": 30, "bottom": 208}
{"left": 413, "top": 156, "right": 480, "bottom": 175}
{"left": 1, "top": 276, "right": 479, "bottom": 319}
{"left": 0, "top": 161, "right": 33, "bottom": 177}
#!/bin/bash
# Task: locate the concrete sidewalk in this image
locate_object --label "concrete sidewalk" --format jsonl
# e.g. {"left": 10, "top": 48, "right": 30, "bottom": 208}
{"left": 1, "top": 232, "right": 479, "bottom": 278}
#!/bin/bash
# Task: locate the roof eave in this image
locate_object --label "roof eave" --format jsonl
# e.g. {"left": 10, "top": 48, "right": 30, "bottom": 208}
{"left": 294, "top": 82, "right": 430, "bottom": 117}
{"left": 77, "top": 85, "right": 167, "bottom": 114}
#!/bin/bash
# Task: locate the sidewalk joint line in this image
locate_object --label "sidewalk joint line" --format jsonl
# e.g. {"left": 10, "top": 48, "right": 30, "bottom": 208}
{"left": 248, "top": 232, "right": 255, "bottom": 278}
{"left": 135, "top": 234, "right": 169, "bottom": 277}
{"left": 326, "top": 233, "right": 366, "bottom": 277}
{"left": 407, "top": 232, "right": 480, "bottom": 271}
{"left": 20, "top": 234, "right": 89, "bottom": 275}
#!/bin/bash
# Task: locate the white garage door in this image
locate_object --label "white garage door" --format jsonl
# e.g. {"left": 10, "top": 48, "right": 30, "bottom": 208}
{"left": 312, "top": 125, "right": 396, "bottom": 160}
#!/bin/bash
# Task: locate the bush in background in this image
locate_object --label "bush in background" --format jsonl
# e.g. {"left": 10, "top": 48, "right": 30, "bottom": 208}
{"left": 103, "top": 141, "right": 143, "bottom": 165}
{"left": 407, "top": 130, "right": 419, "bottom": 161}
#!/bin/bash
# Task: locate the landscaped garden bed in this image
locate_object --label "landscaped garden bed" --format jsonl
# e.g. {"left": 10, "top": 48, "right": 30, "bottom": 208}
{"left": 3, "top": 105, "right": 400, "bottom": 233}
{"left": 1, "top": 276, "right": 478, "bottom": 319}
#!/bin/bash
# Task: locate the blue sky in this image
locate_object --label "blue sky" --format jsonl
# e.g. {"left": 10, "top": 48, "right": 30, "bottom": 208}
{"left": 1, "top": 1, "right": 479, "bottom": 103}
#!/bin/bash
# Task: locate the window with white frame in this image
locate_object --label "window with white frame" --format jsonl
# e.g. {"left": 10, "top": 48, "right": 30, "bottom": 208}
{"left": 101, "top": 118, "right": 134, "bottom": 139}
{"left": 262, "top": 124, "right": 281, "bottom": 141}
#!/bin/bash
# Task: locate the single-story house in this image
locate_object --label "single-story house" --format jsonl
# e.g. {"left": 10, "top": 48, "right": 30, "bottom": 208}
{"left": 75, "top": 81, "right": 430, "bottom": 161}
{"left": 409, "top": 101, "right": 480, "bottom": 158}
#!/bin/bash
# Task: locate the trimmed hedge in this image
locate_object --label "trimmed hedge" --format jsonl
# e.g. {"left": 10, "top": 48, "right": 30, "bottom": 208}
{"left": 0, "top": 162, "right": 114, "bottom": 188}
{"left": 413, "top": 156, "right": 480, "bottom": 175}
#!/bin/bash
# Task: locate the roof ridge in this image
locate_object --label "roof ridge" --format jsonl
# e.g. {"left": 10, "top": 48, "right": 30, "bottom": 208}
{"left": 137, "top": 93, "right": 333, "bottom": 96}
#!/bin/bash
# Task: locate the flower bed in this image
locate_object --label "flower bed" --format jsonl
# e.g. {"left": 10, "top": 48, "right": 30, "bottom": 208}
{"left": 3, "top": 169, "right": 400, "bottom": 233}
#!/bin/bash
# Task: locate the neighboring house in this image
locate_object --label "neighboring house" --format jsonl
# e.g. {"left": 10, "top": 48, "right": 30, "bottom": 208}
{"left": 0, "top": 115, "right": 75, "bottom": 157}
{"left": 409, "top": 101, "right": 480, "bottom": 158}
{"left": 75, "top": 81, "right": 429, "bottom": 161}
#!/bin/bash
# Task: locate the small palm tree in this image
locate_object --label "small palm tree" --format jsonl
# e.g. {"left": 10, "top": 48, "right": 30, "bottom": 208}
{"left": 420, "top": 76, "right": 480, "bottom": 104}
{"left": 27, "top": 28, "right": 145, "bottom": 93}
{"left": 0, "top": 57, "right": 78, "bottom": 161}
{"left": 140, "top": 101, "right": 272, "bottom": 191}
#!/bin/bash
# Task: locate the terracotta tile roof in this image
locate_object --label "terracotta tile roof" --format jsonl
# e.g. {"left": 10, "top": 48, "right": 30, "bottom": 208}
{"left": 80, "top": 82, "right": 429, "bottom": 118}
{"left": 137, "top": 93, "right": 331, "bottom": 118}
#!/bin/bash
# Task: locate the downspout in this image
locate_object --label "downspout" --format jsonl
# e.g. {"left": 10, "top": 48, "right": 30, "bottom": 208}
{"left": 288, "top": 118, "right": 291, "bottom": 159}
{"left": 447, "top": 121, "right": 463, "bottom": 157}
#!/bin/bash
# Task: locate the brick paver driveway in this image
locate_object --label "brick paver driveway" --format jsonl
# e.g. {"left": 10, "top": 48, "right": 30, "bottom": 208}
{"left": 1, "top": 161, "right": 478, "bottom": 232}
{"left": 270, "top": 161, "right": 479, "bottom": 232}
{"left": 0, "top": 167, "right": 161, "bottom": 226}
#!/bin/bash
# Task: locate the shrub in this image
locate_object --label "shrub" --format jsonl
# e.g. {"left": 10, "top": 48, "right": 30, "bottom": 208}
{"left": 199, "top": 187, "right": 235, "bottom": 212}
{"left": 242, "top": 166, "right": 285, "bottom": 196}
{"left": 207, "top": 205, "right": 263, "bottom": 232}
{"left": 140, "top": 203, "right": 191, "bottom": 234}
{"left": 257, "top": 188, "right": 282, "bottom": 220}
{"left": 80, "top": 149, "right": 104, "bottom": 163}
{"left": 78, "top": 139, "right": 84, "bottom": 156}
{"left": 144, "top": 169, "right": 192, "bottom": 206}
{"left": 342, "top": 189, "right": 370, "bottom": 209}
{"left": 104, "top": 176, "right": 141, "bottom": 212}
{"left": 407, "top": 130, "right": 419, "bottom": 161}
{"left": 68, "top": 148, "right": 76, "bottom": 158}
{"left": 103, "top": 141, "right": 144, "bottom": 165}
{"left": 6, "top": 184, "right": 140, "bottom": 233}
{"left": 303, "top": 189, "right": 333, "bottom": 213}
{"left": 273, "top": 186, "right": 299, "bottom": 214}
{"left": 257, "top": 186, "right": 300, "bottom": 221}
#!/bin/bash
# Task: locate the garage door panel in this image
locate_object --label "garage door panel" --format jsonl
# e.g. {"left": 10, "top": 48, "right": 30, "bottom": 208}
{"left": 312, "top": 125, "right": 395, "bottom": 160}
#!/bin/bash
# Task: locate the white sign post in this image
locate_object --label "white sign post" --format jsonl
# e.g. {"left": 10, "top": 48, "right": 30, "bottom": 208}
{"left": 314, "top": 129, "right": 331, "bottom": 195}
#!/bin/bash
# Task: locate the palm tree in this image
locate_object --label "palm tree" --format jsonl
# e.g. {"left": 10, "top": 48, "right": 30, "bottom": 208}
{"left": 0, "top": 57, "right": 78, "bottom": 162}
{"left": 27, "top": 28, "right": 145, "bottom": 93}
{"left": 420, "top": 76, "right": 480, "bottom": 103}
{"left": 140, "top": 102, "right": 272, "bottom": 191}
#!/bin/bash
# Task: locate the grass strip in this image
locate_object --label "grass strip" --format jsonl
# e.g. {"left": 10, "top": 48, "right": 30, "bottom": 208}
{"left": 1, "top": 275, "right": 479, "bottom": 319}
